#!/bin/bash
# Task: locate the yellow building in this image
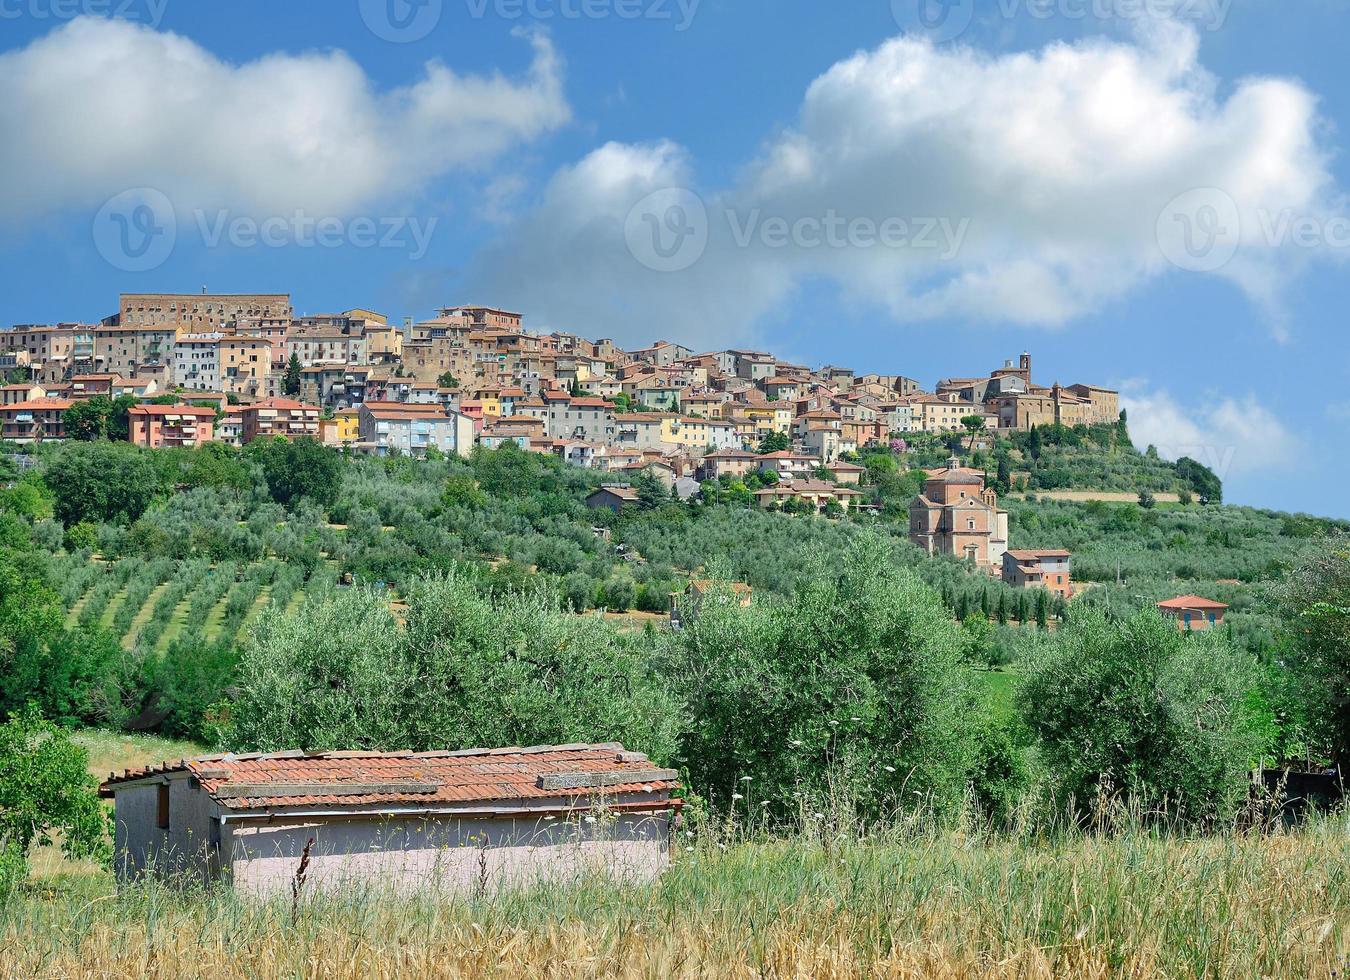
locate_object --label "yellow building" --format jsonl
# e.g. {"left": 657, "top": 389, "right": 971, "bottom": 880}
{"left": 661, "top": 416, "right": 741, "bottom": 450}
{"left": 321, "top": 408, "right": 361, "bottom": 446}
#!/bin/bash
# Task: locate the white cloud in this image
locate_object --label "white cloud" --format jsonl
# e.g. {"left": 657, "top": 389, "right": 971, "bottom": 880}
{"left": 1121, "top": 385, "right": 1298, "bottom": 478}
{"left": 468, "top": 21, "right": 1339, "bottom": 348}
{"left": 0, "top": 18, "right": 569, "bottom": 222}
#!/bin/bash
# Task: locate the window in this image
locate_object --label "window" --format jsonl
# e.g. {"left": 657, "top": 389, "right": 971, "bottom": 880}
{"left": 157, "top": 783, "right": 170, "bottom": 829}
{"left": 1183, "top": 612, "right": 1192, "bottom": 629}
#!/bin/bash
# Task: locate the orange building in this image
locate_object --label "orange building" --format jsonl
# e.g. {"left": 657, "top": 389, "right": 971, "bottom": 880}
{"left": 1001, "top": 550, "right": 1074, "bottom": 598}
{"left": 127, "top": 404, "right": 218, "bottom": 448}
{"left": 1156, "top": 595, "right": 1228, "bottom": 632}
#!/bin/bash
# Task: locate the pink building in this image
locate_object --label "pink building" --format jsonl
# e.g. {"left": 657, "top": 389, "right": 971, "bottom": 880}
{"left": 127, "top": 404, "right": 218, "bottom": 448}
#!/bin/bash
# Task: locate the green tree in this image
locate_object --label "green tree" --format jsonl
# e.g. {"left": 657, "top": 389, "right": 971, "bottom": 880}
{"left": 228, "top": 576, "right": 681, "bottom": 761}
{"left": 185, "top": 443, "right": 253, "bottom": 498}
{"left": 0, "top": 708, "right": 108, "bottom": 886}
{"left": 960, "top": 414, "right": 986, "bottom": 451}
{"left": 43, "top": 442, "right": 163, "bottom": 526}
{"left": 1175, "top": 457, "right": 1223, "bottom": 504}
{"left": 1018, "top": 609, "right": 1266, "bottom": 825}
{"left": 1274, "top": 545, "right": 1350, "bottom": 764}
{"left": 283, "top": 353, "right": 303, "bottom": 396}
{"left": 0, "top": 559, "right": 64, "bottom": 718}
{"left": 664, "top": 537, "right": 978, "bottom": 817}
{"left": 248, "top": 437, "right": 343, "bottom": 509}
{"left": 1138, "top": 488, "right": 1156, "bottom": 509}
{"left": 757, "top": 431, "right": 790, "bottom": 454}
{"left": 63, "top": 394, "right": 137, "bottom": 442}
{"left": 441, "top": 475, "right": 487, "bottom": 511}
{"left": 437, "top": 372, "right": 460, "bottom": 389}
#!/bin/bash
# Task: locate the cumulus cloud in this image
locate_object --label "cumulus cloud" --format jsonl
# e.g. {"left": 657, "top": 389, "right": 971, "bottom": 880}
{"left": 0, "top": 17, "right": 569, "bottom": 222}
{"left": 1121, "top": 385, "right": 1298, "bottom": 478}
{"left": 467, "top": 21, "right": 1339, "bottom": 348}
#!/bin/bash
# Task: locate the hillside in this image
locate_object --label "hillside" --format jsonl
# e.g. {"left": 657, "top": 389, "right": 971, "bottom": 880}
{"left": 1, "top": 432, "right": 1342, "bottom": 746}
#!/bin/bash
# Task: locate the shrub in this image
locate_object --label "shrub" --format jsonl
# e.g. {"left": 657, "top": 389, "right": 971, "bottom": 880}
{"left": 0, "top": 708, "right": 108, "bottom": 885}
{"left": 664, "top": 536, "right": 977, "bottom": 819}
{"left": 1018, "top": 609, "right": 1266, "bottom": 825}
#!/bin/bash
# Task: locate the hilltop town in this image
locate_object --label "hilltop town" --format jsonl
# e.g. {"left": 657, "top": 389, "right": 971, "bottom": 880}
{"left": 0, "top": 293, "right": 1120, "bottom": 450}
{"left": 0, "top": 292, "right": 1125, "bottom": 592}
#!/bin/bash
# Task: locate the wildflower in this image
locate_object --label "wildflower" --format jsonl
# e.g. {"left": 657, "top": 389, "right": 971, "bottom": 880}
{"left": 732, "top": 793, "right": 743, "bottom": 801}
{"left": 685, "top": 846, "right": 694, "bottom": 853}
{"left": 829, "top": 719, "right": 839, "bottom": 726}
{"left": 884, "top": 765, "right": 896, "bottom": 773}
{"left": 813, "top": 812, "right": 824, "bottom": 820}
{"left": 584, "top": 815, "right": 596, "bottom": 824}
{"left": 740, "top": 776, "right": 752, "bottom": 782}
{"left": 850, "top": 716, "right": 861, "bottom": 722}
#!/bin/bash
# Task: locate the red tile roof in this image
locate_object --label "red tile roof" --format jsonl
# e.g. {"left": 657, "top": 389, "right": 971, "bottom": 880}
{"left": 100, "top": 744, "right": 679, "bottom": 810}
{"left": 1157, "top": 595, "right": 1229, "bottom": 610}
{"left": 127, "top": 404, "right": 218, "bottom": 418}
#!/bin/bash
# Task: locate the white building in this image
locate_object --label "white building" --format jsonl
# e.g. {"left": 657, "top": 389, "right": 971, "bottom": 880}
{"left": 172, "top": 334, "right": 223, "bottom": 391}
{"left": 358, "top": 402, "right": 475, "bottom": 458}
{"left": 100, "top": 745, "right": 680, "bottom": 897}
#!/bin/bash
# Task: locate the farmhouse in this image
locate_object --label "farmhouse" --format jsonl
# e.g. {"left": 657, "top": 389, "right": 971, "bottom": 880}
{"left": 101, "top": 743, "right": 681, "bottom": 898}
{"left": 1157, "top": 595, "right": 1229, "bottom": 632}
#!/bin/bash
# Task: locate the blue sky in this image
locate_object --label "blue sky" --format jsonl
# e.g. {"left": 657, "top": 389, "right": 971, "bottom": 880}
{"left": 1, "top": 0, "right": 1347, "bottom": 515}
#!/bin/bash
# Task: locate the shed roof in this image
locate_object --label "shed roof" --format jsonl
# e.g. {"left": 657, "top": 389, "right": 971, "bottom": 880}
{"left": 100, "top": 744, "right": 679, "bottom": 810}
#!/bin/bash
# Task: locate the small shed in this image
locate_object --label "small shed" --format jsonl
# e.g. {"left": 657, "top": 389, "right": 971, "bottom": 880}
{"left": 100, "top": 743, "right": 681, "bottom": 898}
{"left": 586, "top": 485, "right": 639, "bottom": 512}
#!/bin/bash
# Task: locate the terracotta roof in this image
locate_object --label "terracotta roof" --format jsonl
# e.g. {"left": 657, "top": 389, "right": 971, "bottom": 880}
{"left": 3, "top": 398, "right": 73, "bottom": 411}
{"left": 1005, "top": 549, "right": 1072, "bottom": 560}
{"left": 1157, "top": 595, "right": 1229, "bottom": 610}
{"left": 100, "top": 744, "right": 678, "bottom": 810}
{"left": 245, "top": 398, "right": 316, "bottom": 412}
{"left": 127, "top": 404, "right": 217, "bottom": 418}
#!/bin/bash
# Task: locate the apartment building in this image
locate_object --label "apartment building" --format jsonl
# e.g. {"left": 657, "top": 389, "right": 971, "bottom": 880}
{"left": 239, "top": 398, "right": 321, "bottom": 443}
{"left": 287, "top": 329, "right": 367, "bottom": 368}
{"left": 127, "top": 404, "right": 218, "bottom": 448}
{"left": 0, "top": 397, "right": 72, "bottom": 442}
{"left": 358, "top": 402, "right": 475, "bottom": 458}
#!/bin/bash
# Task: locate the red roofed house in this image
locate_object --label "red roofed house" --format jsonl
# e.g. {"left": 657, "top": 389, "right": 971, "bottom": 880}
{"left": 127, "top": 404, "right": 218, "bottom": 448}
{"left": 100, "top": 744, "right": 680, "bottom": 897}
{"left": 1157, "top": 595, "right": 1229, "bottom": 632}
{"left": 1001, "top": 549, "right": 1074, "bottom": 598}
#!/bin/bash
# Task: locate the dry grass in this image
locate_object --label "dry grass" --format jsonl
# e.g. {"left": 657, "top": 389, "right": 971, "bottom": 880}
{"left": 6, "top": 820, "right": 1350, "bottom": 978}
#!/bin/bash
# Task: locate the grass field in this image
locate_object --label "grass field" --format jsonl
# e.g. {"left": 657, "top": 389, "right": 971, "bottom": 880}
{"left": 8, "top": 818, "right": 1350, "bottom": 978}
